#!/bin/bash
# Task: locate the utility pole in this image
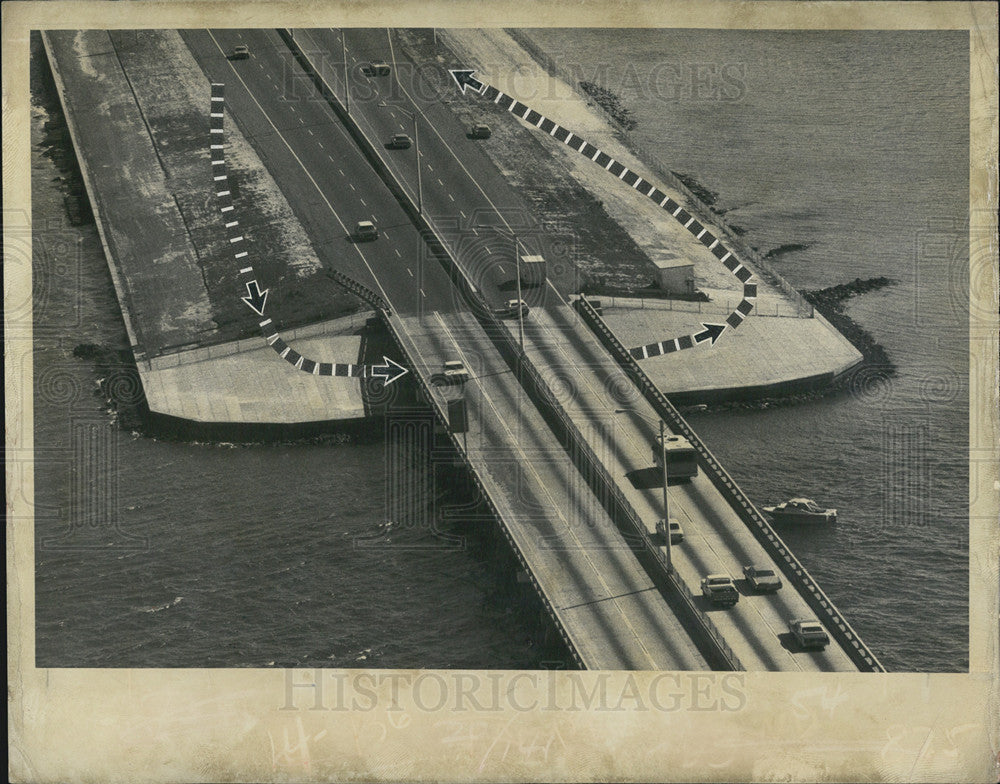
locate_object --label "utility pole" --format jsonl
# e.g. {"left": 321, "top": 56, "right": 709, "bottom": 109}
{"left": 660, "top": 419, "right": 671, "bottom": 569}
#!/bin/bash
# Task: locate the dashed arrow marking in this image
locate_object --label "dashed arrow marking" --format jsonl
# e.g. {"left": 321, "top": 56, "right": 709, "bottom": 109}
{"left": 449, "top": 69, "right": 758, "bottom": 359}
{"left": 209, "top": 82, "right": 408, "bottom": 386}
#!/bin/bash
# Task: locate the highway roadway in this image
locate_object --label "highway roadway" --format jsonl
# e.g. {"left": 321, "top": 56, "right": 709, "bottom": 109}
{"left": 392, "top": 310, "right": 711, "bottom": 669}
{"left": 181, "top": 28, "right": 461, "bottom": 317}
{"left": 285, "top": 28, "right": 862, "bottom": 671}
{"left": 181, "top": 28, "right": 713, "bottom": 670}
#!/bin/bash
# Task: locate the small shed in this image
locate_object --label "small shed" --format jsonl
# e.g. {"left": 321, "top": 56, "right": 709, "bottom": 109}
{"left": 653, "top": 254, "right": 696, "bottom": 295}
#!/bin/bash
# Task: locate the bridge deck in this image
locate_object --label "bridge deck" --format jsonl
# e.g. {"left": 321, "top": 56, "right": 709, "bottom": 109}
{"left": 392, "top": 311, "right": 711, "bottom": 670}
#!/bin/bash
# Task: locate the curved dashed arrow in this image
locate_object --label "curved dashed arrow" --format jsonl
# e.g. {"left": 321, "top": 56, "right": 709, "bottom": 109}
{"left": 450, "top": 69, "right": 757, "bottom": 359}
{"left": 208, "top": 82, "right": 407, "bottom": 385}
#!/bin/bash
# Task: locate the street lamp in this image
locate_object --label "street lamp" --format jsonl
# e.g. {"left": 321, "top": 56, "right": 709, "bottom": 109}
{"left": 476, "top": 224, "right": 524, "bottom": 353}
{"left": 615, "top": 408, "right": 672, "bottom": 569}
{"left": 380, "top": 104, "right": 422, "bottom": 214}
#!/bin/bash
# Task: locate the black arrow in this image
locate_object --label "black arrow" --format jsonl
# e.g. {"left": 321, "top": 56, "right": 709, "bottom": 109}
{"left": 451, "top": 70, "right": 762, "bottom": 358}
{"left": 241, "top": 280, "right": 268, "bottom": 316}
{"left": 448, "top": 69, "right": 484, "bottom": 95}
{"left": 694, "top": 323, "right": 726, "bottom": 345}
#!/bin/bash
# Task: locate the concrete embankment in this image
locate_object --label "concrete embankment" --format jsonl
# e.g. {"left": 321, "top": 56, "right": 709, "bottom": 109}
{"left": 421, "top": 28, "right": 864, "bottom": 402}
{"left": 41, "top": 30, "right": 374, "bottom": 425}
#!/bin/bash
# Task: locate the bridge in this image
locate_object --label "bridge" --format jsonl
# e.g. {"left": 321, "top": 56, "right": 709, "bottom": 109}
{"left": 43, "top": 27, "right": 883, "bottom": 672}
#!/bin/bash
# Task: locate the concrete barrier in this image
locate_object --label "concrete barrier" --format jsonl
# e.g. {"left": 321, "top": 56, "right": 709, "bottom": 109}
{"left": 574, "top": 294, "right": 885, "bottom": 672}
{"left": 285, "top": 29, "right": 743, "bottom": 670}
{"left": 380, "top": 310, "right": 586, "bottom": 669}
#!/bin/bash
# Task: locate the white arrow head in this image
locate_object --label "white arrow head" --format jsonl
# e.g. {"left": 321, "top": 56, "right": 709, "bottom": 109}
{"left": 449, "top": 69, "right": 479, "bottom": 94}
{"left": 378, "top": 356, "right": 409, "bottom": 386}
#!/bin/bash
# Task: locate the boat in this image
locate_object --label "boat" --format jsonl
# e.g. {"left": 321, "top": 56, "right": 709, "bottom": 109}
{"left": 762, "top": 498, "right": 837, "bottom": 523}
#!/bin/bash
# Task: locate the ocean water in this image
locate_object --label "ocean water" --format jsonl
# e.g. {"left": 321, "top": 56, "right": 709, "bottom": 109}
{"left": 31, "top": 30, "right": 970, "bottom": 672}
{"left": 525, "top": 28, "right": 971, "bottom": 671}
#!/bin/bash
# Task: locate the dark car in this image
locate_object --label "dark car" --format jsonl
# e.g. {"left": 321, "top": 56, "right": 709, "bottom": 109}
{"left": 387, "top": 133, "right": 413, "bottom": 150}
{"left": 229, "top": 45, "right": 250, "bottom": 60}
{"left": 469, "top": 123, "right": 492, "bottom": 139}
{"left": 360, "top": 61, "right": 391, "bottom": 76}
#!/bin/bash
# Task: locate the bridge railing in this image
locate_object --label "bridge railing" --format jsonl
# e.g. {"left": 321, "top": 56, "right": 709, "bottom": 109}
{"left": 379, "top": 309, "right": 586, "bottom": 670}
{"left": 477, "top": 306, "right": 744, "bottom": 671}
{"left": 285, "top": 30, "right": 741, "bottom": 670}
{"left": 573, "top": 294, "right": 885, "bottom": 672}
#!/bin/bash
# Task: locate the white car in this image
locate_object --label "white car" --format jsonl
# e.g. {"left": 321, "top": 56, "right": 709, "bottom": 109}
{"left": 789, "top": 618, "right": 830, "bottom": 650}
{"left": 442, "top": 360, "right": 469, "bottom": 383}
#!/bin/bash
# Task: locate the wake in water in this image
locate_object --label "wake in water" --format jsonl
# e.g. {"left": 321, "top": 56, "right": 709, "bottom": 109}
{"left": 134, "top": 596, "right": 183, "bottom": 614}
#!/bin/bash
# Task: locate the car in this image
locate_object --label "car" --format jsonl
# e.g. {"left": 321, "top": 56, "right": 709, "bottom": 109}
{"left": 743, "top": 565, "right": 782, "bottom": 593}
{"left": 360, "top": 61, "right": 391, "bottom": 76}
{"left": 442, "top": 360, "right": 470, "bottom": 384}
{"left": 789, "top": 618, "right": 830, "bottom": 650}
{"left": 229, "top": 45, "right": 250, "bottom": 60}
{"left": 700, "top": 574, "right": 739, "bottom": 607}
{"left": 469, "top": 123, "right": 492, "bottom": 139}
{"left": 354, "top": 220, "right": 378, "bottom": 241}
{"left": 656, "top": 518, "right": 684, "bottom": 545}
{"left": 387, "top": 133, "right": 413, "bottom": 150}
{"left": 495, "top": 299, "right": 529, "bottom": 319}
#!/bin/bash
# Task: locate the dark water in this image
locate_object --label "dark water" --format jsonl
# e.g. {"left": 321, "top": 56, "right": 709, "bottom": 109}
{"left": 525, "top": 28, "right": 971, "bottom": 672}
{"left": 33, "top": 30, "right": 970, "bottom": 671}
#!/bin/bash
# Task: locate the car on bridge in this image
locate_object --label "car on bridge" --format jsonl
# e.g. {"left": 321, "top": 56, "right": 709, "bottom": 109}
{"left": 387, "top": 133, "right": 413, "bottom": 150}
{"left": 656, "top": 518, "right": 684, "bottom": 545}
{"left": 701, "top": 574, "right": 739, "bottom": 607}
{"left": 495, "top": 299, "right": 529, "bottom": 319}
{"left": 439, "top": 360, "right": 470, "bottom": 385}
{"left": 354, "top": 220, "right": 378, "bottom": 241}
{"left": 360, "top": 61, "right": 391, "bottom": 77}
{"left": 229, "top": 45, "right": 250, "bottom": 60}
{"left": 743, "top": 565, "right": 782, "bottom": 593}
{"left": 789, "top": 618, "right": 830, "bottom": 650}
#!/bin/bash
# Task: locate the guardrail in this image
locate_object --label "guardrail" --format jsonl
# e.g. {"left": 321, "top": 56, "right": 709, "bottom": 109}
{"left": 327, "top": 268, "right": 390, "bottom": 312}
{"left": 379, "top": 310, "right": 586, "bottom": 670}
{"left": 574, "top": 294, "right": 885, "bottom": 672}
{"left": 477, "top": 304, "right": 744, "bottom": 671}
{"left": 285, "top": 30, "right": 743, "bottom": 670}
{"left": 596, "top": 294, "right": 805, "bottom": 319}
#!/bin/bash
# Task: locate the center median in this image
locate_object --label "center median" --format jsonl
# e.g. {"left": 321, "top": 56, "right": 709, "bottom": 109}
{"left": 282, "top": 28, "right": 742, "bottom": 671}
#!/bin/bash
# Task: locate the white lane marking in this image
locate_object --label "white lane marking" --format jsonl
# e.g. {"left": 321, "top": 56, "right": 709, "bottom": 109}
{"left": 448, "top": 193, "right": 454, "bottom": 202}
{"left": 419, "top": 288, "right": 426, "bottom": 297}
{"left": 360, "top": 198, "right": 367, "bottom": 206}
{"left": 407, "top": 268, "right": 413, "bottom": 276}
{"left": 318, "top": 141, "right": 324, "bottom": 149}
{"left": 428, "top": 311, "right": 659, "bottom": 668}
{"left": 394, "top": 248, "right": 401, "bottom": 257}
{"left": 204, "top": 29, "right": 393, "bottom": 308}
{"left": 307, "top": 129, "right": 313, "bottom": 136}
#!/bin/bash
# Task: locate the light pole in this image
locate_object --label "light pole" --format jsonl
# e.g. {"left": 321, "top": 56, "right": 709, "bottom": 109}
{"left": 476, "top": 224, "right": 524, "bottom": 352}
{"left": 615, "top": 408, "right": 672, "bottom": 568}
{"left": 336, "top": 29, "right": 349, "bottom": 115}
{"left": 381, "top": 104, "right": 422, "bottom": 214}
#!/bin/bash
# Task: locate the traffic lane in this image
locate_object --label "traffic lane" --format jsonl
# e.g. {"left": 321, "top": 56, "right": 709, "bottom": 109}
{"left": 515, "top": 310, "right": 802, "bottom": 671}
{"left": 294, "top": 28, "right": 517, "bottom": 305}
{"left": 351, "top": 28, "right": 586, "bottom": 302}
{"left": 405, "top": 312, "right": 708, "bottom": 669}
{"left": 309, "top": 28, "right": 547, "bottom": 306}
{"left": 207, "top": 28, "right": 455, "bottom": 314}
{"left": 537, "top": 304, "right": 856, "bottom": 670}
{"left": 674, "top": 478, "right": 855, "bottom": 671}
{"left": 540, "top": 303, "right": 856, "bottom": 670}
{"left": 399, "top": 315, "right": 661, "bottom": 669}
{"left": 185, "top": 28, "right": 457, "bottom": 315}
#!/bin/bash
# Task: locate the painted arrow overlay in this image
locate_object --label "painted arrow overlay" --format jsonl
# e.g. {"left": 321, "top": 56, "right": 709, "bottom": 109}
{"left": 241, "top": 280, "right": 269, "bottom": 316}
{"left": 449, "top": 69, "right": 758, "bottom": 359}
{"left": 208, "top": 82, "right": 408, "bottom": 386}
